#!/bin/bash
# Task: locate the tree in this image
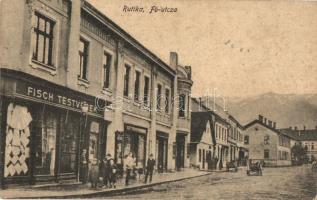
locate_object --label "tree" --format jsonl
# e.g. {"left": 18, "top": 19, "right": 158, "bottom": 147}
{"left": 291, "top": 144, "right": 307, "bottom": 165}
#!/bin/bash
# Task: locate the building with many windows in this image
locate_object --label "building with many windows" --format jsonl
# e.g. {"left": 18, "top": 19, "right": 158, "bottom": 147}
{"left": 227, "top": 115, "right": 248, "bottom": 166}
{"left": 190, "top": 98, "right": 230, "bottom": 170}
{"left": 173, "top": 54, "right": 193, "bottom": 170}
{"left": 244, "top": 115, "right": 292, "bottom": 166}
{"left": 280, "top": 127, "right": 317, "bottom": 163}
{"left": 0, "top": 0, "right": 191, "bottom": 187}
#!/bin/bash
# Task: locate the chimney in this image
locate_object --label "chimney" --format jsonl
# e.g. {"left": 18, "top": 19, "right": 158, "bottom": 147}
{"left": 170, "top": 52, "right": 178, "bottom": 70}
{"left": 273, "top": 122, "right": 276, "bottom": 129}
{"left": 264, "top": 118, "right": 267, "bottom": 124}
{"left": 268, "top": 120, "right": 272, "bottom": 127}
{"left": 184, "top": 66, "right": 192, "bottom": 79}
{"left": 295, "top": 126, "right": 298, "bottom": 131}
{"left": 258, "top": 115, "right": 263, "bottom": 122}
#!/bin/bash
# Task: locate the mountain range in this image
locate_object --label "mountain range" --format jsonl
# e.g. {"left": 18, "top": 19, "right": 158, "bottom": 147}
{"left": 220, "top": 92, "right": 317, "bottom": 129}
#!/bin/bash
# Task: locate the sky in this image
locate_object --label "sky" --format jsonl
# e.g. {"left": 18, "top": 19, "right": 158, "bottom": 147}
{"left": 88, "top": 0, "right": 317, "bottom": 97}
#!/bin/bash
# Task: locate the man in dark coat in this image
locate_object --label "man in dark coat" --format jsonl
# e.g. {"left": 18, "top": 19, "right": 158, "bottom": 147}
{"left": 80, "top": 149, "right": 88, "bottom": 183}
{"left": 144, "top": 154, "right": 156, "bottom": 183}
{"left": 103, "top": 154, "right": 112, "bottom": 188}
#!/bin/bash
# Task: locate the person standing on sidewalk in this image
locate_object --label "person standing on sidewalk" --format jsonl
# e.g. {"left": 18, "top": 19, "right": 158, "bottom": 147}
{"left": 102, "top": 154, "right": 112, "bottom": 188}
{"left": 144, "top": 154, "right": 156, "bottom": 184}
{"left": 125, "top": 152, "right": 134, "bottom": 186}
{"left": 80, "top": 149, "right": 88, "bottom": 183}
{"left": 109, "top": 159, "right": 117, "bottom": 188}
{"left": 89, "top": 158, "right": 99, "bottom": 189}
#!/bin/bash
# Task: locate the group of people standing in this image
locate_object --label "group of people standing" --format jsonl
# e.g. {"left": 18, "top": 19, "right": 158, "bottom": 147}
{"left": 85, "top": 153, "right": 117, "bottom": 189}
{"left": 80, "top": 149, "right": 157, "bottom": 189}
{"left": 123, "top": 152, "right": 156, "bottom": 185}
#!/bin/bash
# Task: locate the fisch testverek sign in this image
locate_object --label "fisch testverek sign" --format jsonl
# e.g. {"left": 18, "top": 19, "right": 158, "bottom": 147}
{"left": 15, "top": 82, "right": 105, "bottom": 116}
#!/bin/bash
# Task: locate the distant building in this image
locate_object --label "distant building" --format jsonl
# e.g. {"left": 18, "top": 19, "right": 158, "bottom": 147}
{"left": 280, "top": 127, "right": 317, "bottom": 162}
{"left": 191, "top": 98, "right": 230, "bottom": 170}
{"left": 228, "top": 115, "right": 248, "bottom": 166}
{"left": 190, "top": 111, "right": 215, "bottom": 170}
{"left": 244, "top": 115, "right": 292, "bottom": 166}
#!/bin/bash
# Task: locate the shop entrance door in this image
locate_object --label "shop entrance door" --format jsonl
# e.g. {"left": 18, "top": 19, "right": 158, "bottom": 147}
{"left": 202, "top": 149, "right": 206, "bottom": 169}
{"left": 176, "top": 134, "right": 185, "bottom": 170}
{"left": 156, "top": 136, "right": 168, "bottom": 173}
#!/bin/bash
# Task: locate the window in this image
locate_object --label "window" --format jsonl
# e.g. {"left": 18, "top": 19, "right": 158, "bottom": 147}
{"left": 179, "top": 94, "right": 186, "bottom": 117}
{"left": 165, "top": 88, "right": 170, "bottom": 113}
{"left": 143, "top": 76, "right": 150, "bottom": 105}
{"left": 79, "top": 38, "right": 89, "bottom": 80}
{"left": 35, "top": 111, "right": 57, "bottom": 175}
{"left": 134, "top": 70, "right": 141, "bottom": 101}
{"left": 312, "top": 143, "right": 314, "bottom": 150}
{"left": 123, "top": 64, "right": 130, "bottom": 97}
{"left": 157, "top": 84, "right": 162, "bottom": 111}
{"left": 199, "top": 149, "right": 202, "bottom": 162}
{"left": 244, "top": 135, "right": 249, "bottom": 144}
{"left": 60, "top": 113, "right": 79, "bottom": 173}
{"left": 32, "top": 12, "right": 55, "bottom": 67}
{"left": 264, "top": 149, "right": 269, "bottom": 159}
{"left": 264, "top": 135, "right": 270, "bottom": 145}
{"left": 103, "top": 52, "right": 112, "bottom": 89}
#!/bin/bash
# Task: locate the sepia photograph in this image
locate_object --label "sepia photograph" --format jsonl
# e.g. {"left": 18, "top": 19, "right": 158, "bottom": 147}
{"left": 0, "top": 0, "right": 316, "bottom": 199}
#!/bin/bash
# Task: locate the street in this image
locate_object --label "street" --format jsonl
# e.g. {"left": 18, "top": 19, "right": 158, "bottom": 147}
{"left": 103, "top": 166, "right": 317, "bottom": 200}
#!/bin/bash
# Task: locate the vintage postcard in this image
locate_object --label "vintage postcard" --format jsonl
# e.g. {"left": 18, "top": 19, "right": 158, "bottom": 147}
{"left": 0, "top": 0, "right": 316, "bottom": 199}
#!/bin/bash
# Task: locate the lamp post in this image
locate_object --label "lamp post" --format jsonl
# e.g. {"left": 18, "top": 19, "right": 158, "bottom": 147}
{"left": 77, "top": 104, "right": 88, "bottom": 182}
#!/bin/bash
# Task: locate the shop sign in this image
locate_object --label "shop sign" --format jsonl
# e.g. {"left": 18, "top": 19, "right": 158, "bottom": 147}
{"left": 126, "top": 125, "right": 147, "bottom": 134}
{"left": 15, "top": 82, "right": 105, "bottom": 116}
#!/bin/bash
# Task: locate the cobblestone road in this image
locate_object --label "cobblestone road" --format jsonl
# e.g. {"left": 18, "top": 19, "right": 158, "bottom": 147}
{"left": 104, "top": 166, "right": 317, "bottom": 200}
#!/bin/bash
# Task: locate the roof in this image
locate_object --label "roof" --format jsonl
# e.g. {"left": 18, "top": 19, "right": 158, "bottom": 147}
{"left": 228, "top": 114, "right": 244, "bottom": 129}
{"left": 190, "top": 112, "right": 216, "bottom": 144}
{"left": 244, "top": 119, "right": 293, "bottom": 139}
{"left": 82, "top": 1, "right": 175, "bottom": 76}
{"left": 279, "top": 128, "right": 317, "bottom": 141}
{"left": 190, "top": 112, "right": 210, "bottom": 143}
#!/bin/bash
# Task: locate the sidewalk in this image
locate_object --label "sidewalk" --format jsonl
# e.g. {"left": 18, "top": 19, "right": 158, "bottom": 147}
{"left": 0, "top": 169, "right": 210, "bottom": 199}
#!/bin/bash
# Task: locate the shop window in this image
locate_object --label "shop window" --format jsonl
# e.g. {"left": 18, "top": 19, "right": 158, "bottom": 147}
{"left": 264, "top": 149, "right": 269, "bottom": 159}
{"left": 32, "top": 12, "right": 55, "bottom": 67}
{"left": 103, "top": 52, "right": 112, "bottom": 89}
{"left": 179, "top": 94, "right": 186, "bottom": 117}
{"left": 134, "top": 70, "right": 141, "bottom": 101}
{"left": 59, "top": 113, "right": 79, "bottom": 174}
{"left": 157, "top": 84, "right": 162, "bottom": 111}
{"left": 79, "top": 38, "right": 89, "bottom": 80}
{"left": 165, "top": 88, "right": 170, "bottom": 113}
{"left": 4, "top": 104, "right": 32, "bottom": 177}
{"left": 143, "top": 76, "right": 150, "bottom": 105}
{"left": 123, "top": 64, "right": 130, "bottom": 97}
{"left": 34, "top": 111, "right": 57, "bottom": 175}
{"left": 115, "top": 131, "right": 146, "bottom": 168}
{"left": 88, "top": 121, "right": 100, "bottom": 161}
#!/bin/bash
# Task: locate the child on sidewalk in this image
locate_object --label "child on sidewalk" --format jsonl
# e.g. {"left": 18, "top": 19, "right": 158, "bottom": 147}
{"left": 89, "top": 158, "right": 99, "bottom": 189}
{"left": 109, "top": 159, "right": 117, "bottom": 188}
